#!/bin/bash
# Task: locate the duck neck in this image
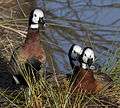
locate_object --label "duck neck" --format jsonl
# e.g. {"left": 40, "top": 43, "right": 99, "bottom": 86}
{"left": 81, "top": 69, "right": 95, "bottom": 82}
{"left": 25, "top": 28, "right": 40, "bottom": 44}
{"left": 30, "top": 24, "right": 39, "bottom": 29}
{"left": 74, "top": 68, "right": 95, "bottom": 83}
{"left": 69, "top": 57, "right": 75, "bottom": 69}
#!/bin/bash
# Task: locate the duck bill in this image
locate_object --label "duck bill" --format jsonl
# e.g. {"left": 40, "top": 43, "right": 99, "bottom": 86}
{"left": 87, "top": 58, "right": 93, "bottom": 67}
{"left": 39, "top": 17, "right": 46, "bottom": 27}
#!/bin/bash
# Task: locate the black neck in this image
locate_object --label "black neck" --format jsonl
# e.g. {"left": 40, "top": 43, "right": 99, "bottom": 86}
{"left": 69, "top": 57, "right": 75, "bottom": 69}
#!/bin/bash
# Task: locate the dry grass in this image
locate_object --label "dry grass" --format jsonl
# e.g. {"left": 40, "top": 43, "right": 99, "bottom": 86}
{"left": 0, "top": 0, "right": 120, "bottom": 108}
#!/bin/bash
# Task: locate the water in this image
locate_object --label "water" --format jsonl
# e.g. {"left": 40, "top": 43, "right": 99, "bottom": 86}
{"left": 1, "top": 0, "right": 120, "bottom": 74}
{"left": 36, "top": 0, "right": 120, "bottom": 73}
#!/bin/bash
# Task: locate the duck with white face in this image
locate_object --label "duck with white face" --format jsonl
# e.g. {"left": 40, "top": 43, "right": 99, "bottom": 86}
{"left": 10, "top": 8, "right": 47, "bottom": 85}
{"left": 68, "top": 44, "right": 83, "bottom": 69}
{"left": 80, "top": 47, "right": 95, "bottom": 69}
{"left": 29, "top": 8, "right": 46, "bottom": 29}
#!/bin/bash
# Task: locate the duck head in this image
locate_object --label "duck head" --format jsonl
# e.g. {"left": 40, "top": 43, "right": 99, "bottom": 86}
{"left": 29, "top": 8, "right": 45, "bottom": 29}
{"left": 68, "top": 44, "right": 83, "bottom": 69}
{"left": 80, "top": 47, "right": 95, "bottom": 69}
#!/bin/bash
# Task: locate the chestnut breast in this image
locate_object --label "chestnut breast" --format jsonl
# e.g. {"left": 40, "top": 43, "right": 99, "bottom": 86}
{"left": 10, "top": 31, "right": 46, "bottom": 75}
{"left": 71, "top": 68, "right": 100, "bottom": 93}
{"left": 17, "top": 31, "right": 46, "bottom": 64}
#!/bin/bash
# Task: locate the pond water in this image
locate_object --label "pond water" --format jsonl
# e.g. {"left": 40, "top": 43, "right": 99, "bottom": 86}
{"left": 36, "top": 0, "right": 120, "bottom": 73}
{"left": 1, "top": 0, "right": 120, "bottom": 74}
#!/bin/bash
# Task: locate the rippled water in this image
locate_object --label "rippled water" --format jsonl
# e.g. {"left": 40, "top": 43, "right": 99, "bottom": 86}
{"left": 36, "top": 0, "right": 120, "bottom": 73}
{"left": 1, "top": 0, "right": 120, "bottom": 74}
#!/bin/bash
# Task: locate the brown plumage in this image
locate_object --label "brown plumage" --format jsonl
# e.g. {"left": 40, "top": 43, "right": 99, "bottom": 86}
{"left": 10, "top": 8, "right": 46, "bottom": 85}
{"left": 10, "top": 29, "right": 46, "bottom": 72}
{"left": 68, "top": 45, "right": 113, "bottom": 93}
{"left": 70, "top": 67, "right": 113, "bottom": 93}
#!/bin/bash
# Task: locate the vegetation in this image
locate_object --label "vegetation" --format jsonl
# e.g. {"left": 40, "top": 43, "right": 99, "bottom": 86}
{"left": 0, "top": 0, "right": 120, "bottom": 108}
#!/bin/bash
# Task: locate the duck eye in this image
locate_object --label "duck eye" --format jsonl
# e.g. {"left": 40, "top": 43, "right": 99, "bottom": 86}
{"left": 84, "top": 54, "right": 86, "bottom": 56}
{"left": 34, "top": 14, "right": 37, "bottom": 17}
{"left": 74, "top": 51, "right": 76, "bottom": 53}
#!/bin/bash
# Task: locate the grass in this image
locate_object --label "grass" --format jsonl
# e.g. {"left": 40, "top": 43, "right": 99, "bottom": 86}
{"left": 0, "top": 1, "right": 120, "bottom": 107}
{"left": 0, "top": 52, "right": 120, "bottom": 107}
{"left": 0, "top": 19, "right": 119, "bottom": 108}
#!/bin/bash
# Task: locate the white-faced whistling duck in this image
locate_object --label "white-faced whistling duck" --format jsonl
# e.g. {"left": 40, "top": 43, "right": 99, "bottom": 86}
{"left": 10, "top": 8, "right": 46, "bottom": 85}
{"left": 68, "top": 46, "right": 113, "bottom": 93}
{"left": 68, "top": 44, "right": 83, "bottom": 69}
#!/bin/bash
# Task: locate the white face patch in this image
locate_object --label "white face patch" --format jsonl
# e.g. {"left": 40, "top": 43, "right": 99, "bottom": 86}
{"left": 71, "top": 45, "right": 83, "bottom": 59}
{"left": 32, "top": 9, "right": 44, "bottom": 24}
{"left": 82, "top": 48, "right": 95, "bottom": 63}
{"left": 30, "top": 24, "right": 39, "bottom": 29}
